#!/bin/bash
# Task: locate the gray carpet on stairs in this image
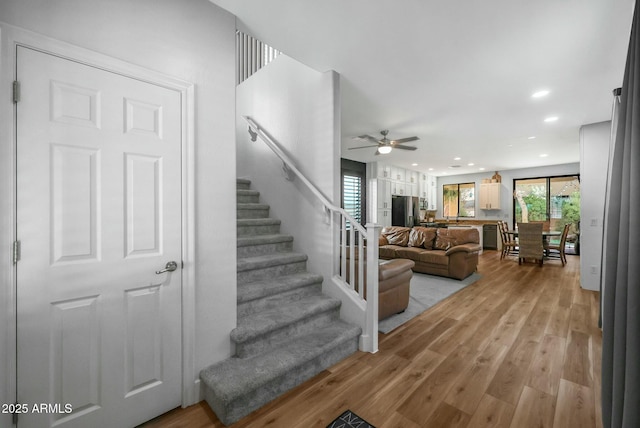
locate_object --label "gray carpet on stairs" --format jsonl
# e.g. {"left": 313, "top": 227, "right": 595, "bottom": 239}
{"left": 199, "top": 179, "right": 361, "bottom": 426}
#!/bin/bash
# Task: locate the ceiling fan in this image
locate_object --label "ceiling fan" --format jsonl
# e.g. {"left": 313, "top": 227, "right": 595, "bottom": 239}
{"left": 349, "top": 129, "right": 419, "bottom": 155}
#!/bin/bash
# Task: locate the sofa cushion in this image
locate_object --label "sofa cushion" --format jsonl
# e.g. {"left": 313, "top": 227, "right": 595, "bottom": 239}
{"left": 416, "top": 250, "right": 450, "bottom": 266}
{"left": 395, "top": 247, "right": 426, "bottom": 260}
{"left": 381, "top": 226, "right": 411, "bottom": 246}
{"left": 379, "top": 245, "right": 400, "bottom": 259}
{"left": 434, "top": 230, "right": 458, "bottom": 251}
{"left": 408, "top": 227, "right": 437, "bottom": 249}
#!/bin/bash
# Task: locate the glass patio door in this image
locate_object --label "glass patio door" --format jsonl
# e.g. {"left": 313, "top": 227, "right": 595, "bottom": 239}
{"left": 513, "top": 175, "right": 580, "bottom": 253}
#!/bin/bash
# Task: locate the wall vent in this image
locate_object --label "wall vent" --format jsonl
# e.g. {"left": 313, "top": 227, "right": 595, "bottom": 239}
{"left": 237, "top": 31, "right": 281, "bottom": 85}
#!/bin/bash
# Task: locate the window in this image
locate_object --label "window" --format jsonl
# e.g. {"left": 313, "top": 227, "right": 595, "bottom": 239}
{"left": 443, "top": 183, "right": 475, "bottom": 218}
{"left": 341, "top": 159, "right": 366, "bottom": 229}
{"left": 342, "top": 174, "right": 362, "bottom": 228}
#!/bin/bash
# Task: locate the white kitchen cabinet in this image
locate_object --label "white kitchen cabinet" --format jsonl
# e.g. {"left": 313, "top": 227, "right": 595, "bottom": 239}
{"left": 369, "top": 162, "right": 391, "bottom": 179}
{"left": 479, "top": 182, "right": 501, "bottom": 209}
{"left": 377, "top": 179, "right": 391, "bottom": 209}
{"left": 376, "top": 208, "right": 392, "bottom": 227}
{"left": 391, "top": 166, "right": 406, "bottom": 182}
{"left": 391, "top": 180, "right": 406, "bottom": 196}
{"left": 427, "top": 175, "right": 438, "bottom": 210}
{"left": 419, "top": 173, "right": 428, "bottom": 199}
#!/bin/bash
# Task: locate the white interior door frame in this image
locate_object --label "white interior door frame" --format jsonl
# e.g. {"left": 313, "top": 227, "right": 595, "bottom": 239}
{"left": 0, "top": 23, "right": 198, "bottom": 419}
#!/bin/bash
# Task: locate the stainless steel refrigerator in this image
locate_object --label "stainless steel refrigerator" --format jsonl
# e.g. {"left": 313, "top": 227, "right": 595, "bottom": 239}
{"left": 391, "top": 196, "right": 420, "bottom": 227}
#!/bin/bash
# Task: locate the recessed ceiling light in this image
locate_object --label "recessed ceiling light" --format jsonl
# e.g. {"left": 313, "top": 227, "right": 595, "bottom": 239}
{"left": 544, "top": 116, "right": 559, "bottom": 122}
{"left": 468, "top": 163, "right": 475, "bottom": 166}
{"left": 528, "top": 136, "right": 536, "bottom": 140}
{"left": 454, "top": 157, "right": 461, "bottom": 161}
{"left": 532, "top": 90, "right": 550, "bottom": 98}
{"left": 540, "top": 153, "right": 549, "bottom": 157}
{"left": 411, "top": 163, "right": 418, "bottom": 166}
{"left": 479, "top": 167, "right": 486, "bottom": 171}
{"left": 428, "top": 168, "right": 434, "bottom": 171}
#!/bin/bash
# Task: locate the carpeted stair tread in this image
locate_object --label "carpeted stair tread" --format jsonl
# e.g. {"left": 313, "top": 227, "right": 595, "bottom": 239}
{"left": 237, "top": 178, "right": 252, "bottom": 186}
{"left": 237, "top": 218, "right": 281, "bottom": 227}
{"left": 237, "top": 203, "right": 270, "bottom": 210}
{"left": 237, "top": 234, "right": 294, "bottom": 247}
{"left": 238, "top": 272, "right": 323, "bottom": 304}
{"left": 237, "top": 189, "right": 260, "bottom": 196}
{"left": 237, "top": 252, "right": 307, "bottom": 272}
{"left": 231, "top": 294, "right": 341, "bottom": 344}
{"left": 200, "top": 320, "right": 361, "bottom": 403}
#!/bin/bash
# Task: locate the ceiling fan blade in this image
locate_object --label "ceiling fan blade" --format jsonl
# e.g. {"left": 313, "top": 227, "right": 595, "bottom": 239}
{"left": 391, "top": 136, "right": 419, "bottom": 144}
{"left": 357, "top": 134, "right": 382, "bottom": 144}
{"left": 348, "top": 144, "right": 380, "bottom": 150}
{"left": 393, "top": 145, "right": 417, "bottom": 151}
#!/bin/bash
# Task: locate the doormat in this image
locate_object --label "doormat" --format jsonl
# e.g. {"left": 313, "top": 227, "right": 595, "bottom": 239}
{"left": 326, "top": 410, "right": 375, "bottom": 428}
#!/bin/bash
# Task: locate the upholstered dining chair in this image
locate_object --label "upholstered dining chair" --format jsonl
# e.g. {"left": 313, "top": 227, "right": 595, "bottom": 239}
{"left": 517, "top": 222, "right": 544, "bottom": 266}
{"left": 499, "top": 221, "right": 518, "bottom": 259}
{"left": 547, "top": 223, "right": 571, "bottom": 266}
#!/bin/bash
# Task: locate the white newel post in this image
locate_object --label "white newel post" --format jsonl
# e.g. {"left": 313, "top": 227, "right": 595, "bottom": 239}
{"left": 363, "top": 223, "right": 381, "bottom": 353}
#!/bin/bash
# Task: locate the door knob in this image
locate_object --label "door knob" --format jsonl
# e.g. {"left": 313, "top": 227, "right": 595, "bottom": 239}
{"left": 156, "top": 261, "right": 178, "bottom": 274}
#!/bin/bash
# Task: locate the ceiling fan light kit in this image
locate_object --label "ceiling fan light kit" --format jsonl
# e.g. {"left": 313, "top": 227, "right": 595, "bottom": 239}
{"left": 349, "top": 129, "right": 419, "bottom": 155}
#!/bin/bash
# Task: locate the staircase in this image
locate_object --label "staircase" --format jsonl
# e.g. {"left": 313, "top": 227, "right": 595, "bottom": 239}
{"left": 200, "top": 178, "right": 362, "bottom": 426}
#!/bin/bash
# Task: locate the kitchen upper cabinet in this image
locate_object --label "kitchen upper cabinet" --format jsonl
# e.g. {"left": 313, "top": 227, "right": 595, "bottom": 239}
{"left": 391, "top": 166, "right": 406, "bottom": 182}
{"left": 479, "top": 182, "right": 501, "bottom": 209}
{"left": 369, "top": 162, "right": 391, "bottom": 179}
{"left": 419, "top": 174, "right": 428, "bottom": 199}
{"left": 391, "top": 180, "right": 407, "bottom": 196}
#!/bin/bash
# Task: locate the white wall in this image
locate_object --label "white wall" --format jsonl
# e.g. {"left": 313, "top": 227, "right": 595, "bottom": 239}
{"left": 436, "top": 163, "right": 581, "bottom": 223}
{"left": 235, "top": 56, "right": 364, "bottom": 321}
{"left": 579, "top": 121, "right": 612, "bottom": 291}
{"left": 0, "top": 0, "right": 237, "bottom": 415}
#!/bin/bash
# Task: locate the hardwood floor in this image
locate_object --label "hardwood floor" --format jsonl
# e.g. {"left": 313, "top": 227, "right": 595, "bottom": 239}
{"left": 141, "top": 251, "right": 601, "bottom": 428}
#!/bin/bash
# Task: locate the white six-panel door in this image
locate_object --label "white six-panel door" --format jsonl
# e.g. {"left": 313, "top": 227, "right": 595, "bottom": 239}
{"left": 16, "top": 46, "right": 183, "bottom": 428}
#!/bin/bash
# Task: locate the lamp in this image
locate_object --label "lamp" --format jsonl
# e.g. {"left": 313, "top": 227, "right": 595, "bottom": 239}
{"left": 378, "top": 146, "right": 392, "bottom": 154}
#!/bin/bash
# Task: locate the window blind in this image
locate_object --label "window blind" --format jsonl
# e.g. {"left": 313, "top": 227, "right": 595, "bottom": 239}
{"left": 343, "top": 174, "right": 362, "bottom": 229}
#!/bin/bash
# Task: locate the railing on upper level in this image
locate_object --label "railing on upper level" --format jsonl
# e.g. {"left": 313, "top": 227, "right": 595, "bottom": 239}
{"left": 243, "top": 116, "right": 380, "bottom": 353}
{"left": 236, "top": 31, "right": 281, "bottom": 85}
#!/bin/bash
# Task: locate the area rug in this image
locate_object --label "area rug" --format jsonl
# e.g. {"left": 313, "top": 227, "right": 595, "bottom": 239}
{"left": 326, "top": 409, "right": 375, "bottom": 428}
{"left": 378, "top": 272, "right": 481, "bottom": 334}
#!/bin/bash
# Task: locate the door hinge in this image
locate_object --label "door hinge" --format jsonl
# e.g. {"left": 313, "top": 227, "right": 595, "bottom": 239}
{"left": 13, "top": 240, "right": 21, "bottom": 264}
{"left": 12, "top": 80, "right": 20, "bottom": 103}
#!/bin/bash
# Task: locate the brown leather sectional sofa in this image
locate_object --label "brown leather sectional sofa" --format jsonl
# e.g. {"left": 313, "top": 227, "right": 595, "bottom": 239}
{"left": 378, "top": 226, "right": 481, "bottom": 280}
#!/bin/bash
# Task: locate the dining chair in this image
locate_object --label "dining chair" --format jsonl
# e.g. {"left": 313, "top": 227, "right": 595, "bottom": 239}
{"left": 547, "top": 223, "right": 571, "bottom": 266}
{"left": 517, "top": 222, "right": 544, "bottom": 266}
{"left": 499, "top": 221, "right": 518, "bottom": 259}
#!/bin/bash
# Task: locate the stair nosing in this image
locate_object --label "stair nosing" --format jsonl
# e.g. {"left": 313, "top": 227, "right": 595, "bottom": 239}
{"left": 237, "top": 252, "right": 307, "bottom": 272}
{"left": 237, "top": 234, "right": 294, "bottom": 247}
{"left": 237, "top": 272, "right": 323, "bottom": 304}
{"left": 231, "top": 295, "right": 341, "bottom": 343}
{"left": 200, "top": 321, "right": 362, "bottom": 402}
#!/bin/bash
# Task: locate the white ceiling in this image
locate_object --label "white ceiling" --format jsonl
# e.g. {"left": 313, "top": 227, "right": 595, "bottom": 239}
{"left": 211, "top": 0, "right": 635, "bottom": 176}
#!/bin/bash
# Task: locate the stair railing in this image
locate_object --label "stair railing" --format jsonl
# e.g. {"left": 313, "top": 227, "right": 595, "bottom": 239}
{"left": 243, "top": 116, "right": 380, "bottom": 353}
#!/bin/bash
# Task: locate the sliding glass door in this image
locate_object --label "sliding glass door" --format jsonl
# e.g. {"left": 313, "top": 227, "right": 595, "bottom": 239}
{"left": 513, "top": 174, "right": 580, "bottom": 252}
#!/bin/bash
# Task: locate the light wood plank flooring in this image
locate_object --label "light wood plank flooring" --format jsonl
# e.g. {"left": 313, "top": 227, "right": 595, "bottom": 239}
{"left": 141, "top": 250, "right": 601, "bottom": 428}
